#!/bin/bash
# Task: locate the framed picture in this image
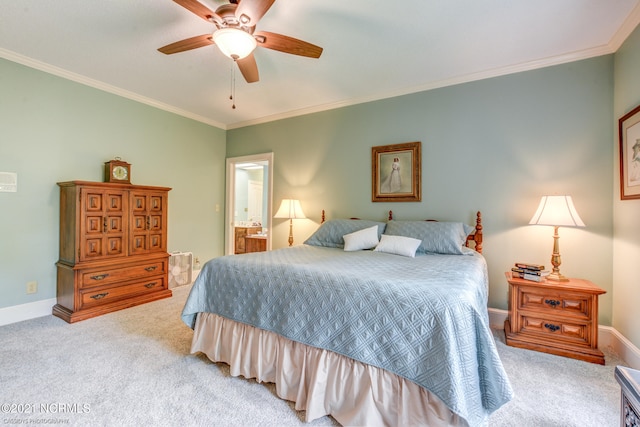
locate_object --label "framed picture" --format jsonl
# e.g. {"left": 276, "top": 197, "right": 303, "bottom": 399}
{"left": 371, "top": 141, "right": 421, "bottom": 202}
{"left": 619, "top": 104, "right": 640, "bottom": 200}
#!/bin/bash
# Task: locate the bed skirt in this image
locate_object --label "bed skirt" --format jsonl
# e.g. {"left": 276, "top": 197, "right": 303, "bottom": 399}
{"left": 191, "top": 312, "right": 468, "bottom": 427}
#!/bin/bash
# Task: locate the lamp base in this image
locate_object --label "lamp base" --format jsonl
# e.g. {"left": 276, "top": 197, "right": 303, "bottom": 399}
{"left": 547, "top": 226, "right": 569, "bottom": 282}
{"left": 546, "top": 272, "right": 569, "bottom": 282}
{"left": 287, "top": 218, "right": 294, "bottom": 247}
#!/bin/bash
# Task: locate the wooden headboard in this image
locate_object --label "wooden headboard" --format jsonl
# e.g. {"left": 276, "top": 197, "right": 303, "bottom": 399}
{"left": 319, "top": 210, "right": 483, "bottom": 254}
{"left": 466, "top": 212, "right": 483, "bottom": 253}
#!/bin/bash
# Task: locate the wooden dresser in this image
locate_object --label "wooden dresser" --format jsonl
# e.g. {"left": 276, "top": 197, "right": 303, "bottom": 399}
{"left": 53, "top": 181, "right": 172, "bottom": 323}
{"left": 504, "top": 272, "right": 605, "bottom": 364}
{"left": 234, "top": 226, "right": 262, "bottom": 254}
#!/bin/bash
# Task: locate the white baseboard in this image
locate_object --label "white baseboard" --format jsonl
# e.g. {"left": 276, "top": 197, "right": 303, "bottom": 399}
{"left": 599, "top": 326, "right": 640, "bottom": 370}
{"left": 0, "top": 298, "right": 56, "bottom": 327}
{"left": 488, "top": 307, "right": 640, "bottom": 370}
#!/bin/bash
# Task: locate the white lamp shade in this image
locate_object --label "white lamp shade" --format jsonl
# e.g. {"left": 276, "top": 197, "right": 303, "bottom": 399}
{"left": 274, "top": 199, "right": 306, "bottom": 219}
{"left": 529, "top": 195, "right": 585, "bottom": 227}
{"left": 212, "top": 28, "right": 257, "bottom": 60}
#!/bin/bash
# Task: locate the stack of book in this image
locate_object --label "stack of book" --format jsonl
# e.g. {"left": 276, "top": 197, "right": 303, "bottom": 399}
{"left": 511, "top": 262, "right": 550, "bottom": 282}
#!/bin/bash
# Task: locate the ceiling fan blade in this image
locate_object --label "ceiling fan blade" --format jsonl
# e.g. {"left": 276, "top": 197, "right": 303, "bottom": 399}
{"left": 254, "top": 31, "right": 323, "bottom": 58}
{"left": 235, "top": 0, "right": 275, "bottom": 26}
{"left": 158, "top": 34, "right": 213, "bottom": 54}
{"left": 236, "top": 53, "right": 259, "bottom": 83}
{"left": 172, "top": 0, "right": 222, "bottom": 24}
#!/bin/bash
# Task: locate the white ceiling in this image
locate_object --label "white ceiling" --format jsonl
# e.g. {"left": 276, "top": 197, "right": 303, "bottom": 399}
{"left": 1, "top": 0, "right": 639, "bottom": 130}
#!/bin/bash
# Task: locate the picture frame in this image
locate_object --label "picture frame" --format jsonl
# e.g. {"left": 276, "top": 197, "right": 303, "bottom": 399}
{"left": 619, "top": 104, "right": 640, "bottom": 200}
{"left": 371, "top": 141, "right": 421, "bottom": 202}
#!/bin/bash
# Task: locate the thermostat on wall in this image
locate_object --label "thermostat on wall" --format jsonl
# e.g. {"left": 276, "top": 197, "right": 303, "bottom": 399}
{"left": 0, "top": 172, "right": 17, "bottom": 192}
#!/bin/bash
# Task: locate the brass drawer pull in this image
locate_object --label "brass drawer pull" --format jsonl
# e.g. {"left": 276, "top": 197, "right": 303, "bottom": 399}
{"left": 90, "top": 274, "right": 109, "bottom": 281}
{"left": 545, "top": 299, "right": 561, "bottom": 307}
{"left": 90, "top": 292, "right": 109, "bottom": 300}
{"left": 144, "top": 283, "right": 156, "bottom": 289}
{"left": 144, "top": 266, "right": 157, "bottom": 272}
{"left": 544, "top": 323, "right": 561, "bottom": 332}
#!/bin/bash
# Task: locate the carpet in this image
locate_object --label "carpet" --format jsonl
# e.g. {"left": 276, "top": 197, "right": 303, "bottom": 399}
{"left": 0, "top": 284, "right": 626, "bottom": 426}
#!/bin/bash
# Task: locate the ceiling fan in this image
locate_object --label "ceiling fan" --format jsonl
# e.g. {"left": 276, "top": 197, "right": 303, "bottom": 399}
{"left": 158, "top": 0, "right": 323, "bottom": 83}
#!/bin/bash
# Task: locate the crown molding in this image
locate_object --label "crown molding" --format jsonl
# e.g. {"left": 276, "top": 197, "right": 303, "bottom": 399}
{"left": 608, "top": 3, "right": 640, "bottom": 51}
{"left": 2, "top": 25, "right": 634, "bottom": 133}
{"left": 0, "top": 48, "right": 227, "bottom": 130}
{"left": 227, "top": 45, "right": 616, "bottom": 130}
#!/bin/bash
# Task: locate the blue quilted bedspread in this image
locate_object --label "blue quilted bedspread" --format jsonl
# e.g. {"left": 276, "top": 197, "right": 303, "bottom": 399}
{"left": 182, "top": 245, "right": 513, "bottom": 426}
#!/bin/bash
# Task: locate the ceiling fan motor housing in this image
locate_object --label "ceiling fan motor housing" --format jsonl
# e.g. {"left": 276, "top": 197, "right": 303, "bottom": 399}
{"left": 158, "top": 0, "right": 323, "bottom": 84}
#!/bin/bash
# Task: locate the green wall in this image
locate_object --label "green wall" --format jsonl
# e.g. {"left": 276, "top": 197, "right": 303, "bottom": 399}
{"left": 613, "top": 24, "right": 640, "bottom": 348}
{"left": 0, "top": 58, "right": 227, "bottom": 309}
{"left": 0, "top": 50, "right": 626, "bottom": 339}
{"left": 228, "top": 55, "right": 615, "bottom": 325}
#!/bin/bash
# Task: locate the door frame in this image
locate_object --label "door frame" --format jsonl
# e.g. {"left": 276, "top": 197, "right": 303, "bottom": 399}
{"left": 225, "top": 152, "right": 274, "bottom": 255}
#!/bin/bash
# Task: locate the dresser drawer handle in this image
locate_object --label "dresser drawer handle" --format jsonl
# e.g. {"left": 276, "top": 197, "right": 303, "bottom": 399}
{"left": 144, "top": 283, "right": 156, "bottom": 289}
{"left": 544, "top": 323, "right": 561, "bottom": 332}
{"left": 90, "top": 292, "right": 109, "bottom": 300}
{"left": 545, "top": 299, "right": 561, "bottom": 307}
{"left": 145, "top": 266, "right": 157, "bottom": 272}
{"left": 90, "top": 274, "right": 110, "bottom": 281}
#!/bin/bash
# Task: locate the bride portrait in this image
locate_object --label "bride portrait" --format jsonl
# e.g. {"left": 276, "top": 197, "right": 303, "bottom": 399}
{"left": 380, "top": 157, "right": 402, "bottom": 193}
{"left": 372, "top": 141, "right": 421, "bottom": 202}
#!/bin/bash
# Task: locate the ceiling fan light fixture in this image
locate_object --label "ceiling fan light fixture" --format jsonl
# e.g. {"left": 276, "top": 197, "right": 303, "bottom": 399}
{"left": 212, "top": 28, "right": 257, "bottom": 60}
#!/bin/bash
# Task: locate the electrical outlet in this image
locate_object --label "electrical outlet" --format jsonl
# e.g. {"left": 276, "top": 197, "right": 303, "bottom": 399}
{"left": 26, "top": 281, "right": 38, "bottom": 294}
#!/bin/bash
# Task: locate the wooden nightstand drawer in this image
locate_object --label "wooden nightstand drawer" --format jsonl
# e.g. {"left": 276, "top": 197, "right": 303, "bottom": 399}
{"left": 518, "top": 288, "right": 591, "bottom": 320}
{"left": 518, "top": 314, "right": 590, "bottom": 347}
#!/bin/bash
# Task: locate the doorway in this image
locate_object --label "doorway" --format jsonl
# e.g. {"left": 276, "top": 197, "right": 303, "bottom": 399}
{"left": 225, "top": 153, "right": 274, "bottom": 255}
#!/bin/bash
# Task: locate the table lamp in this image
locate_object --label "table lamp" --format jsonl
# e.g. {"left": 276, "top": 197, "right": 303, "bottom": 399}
{"left": 529, "top": 195, "right": 585, "bottom": 282}
{"left": 274, "top": 199, "right": 306, "bottom": 246}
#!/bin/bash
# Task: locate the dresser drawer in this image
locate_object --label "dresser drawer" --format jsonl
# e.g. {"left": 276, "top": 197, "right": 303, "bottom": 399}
{"left": 80, "top": 259, "right": 167, "bottom": 289}
{"left": 517, "top": 314, "right": 591, "bottom": 347}
{"left": 518, "top": 287, "right": 591, "bottom": 320}
{"left": 79, "top": 277, "right": 166, "bottom": 309}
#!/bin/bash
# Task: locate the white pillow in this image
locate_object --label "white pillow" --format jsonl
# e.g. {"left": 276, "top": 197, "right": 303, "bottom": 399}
{"left": 373, "top": 234, "right": 422, "bottom": 258}
{"left": 343, "top": 225, "right": 380, "bottom": 251}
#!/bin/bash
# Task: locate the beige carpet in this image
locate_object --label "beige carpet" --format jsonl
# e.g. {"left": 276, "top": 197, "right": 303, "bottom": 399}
{"left": 0, "top": 284, "right": 627, "bottom": 426}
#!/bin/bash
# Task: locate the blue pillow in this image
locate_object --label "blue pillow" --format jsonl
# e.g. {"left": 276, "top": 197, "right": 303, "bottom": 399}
{"left": 383, "top": 221, "right": 470, "bottom": 255}
{"left": 305, "top": 219, "right": 387, "bottom": 248}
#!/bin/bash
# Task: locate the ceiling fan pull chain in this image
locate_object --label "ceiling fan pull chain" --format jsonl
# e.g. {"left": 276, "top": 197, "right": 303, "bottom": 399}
{"left": 229, "top": 60, "right": 233, "bottom": 101}
{"left": 230, "top": 60, "right": 237, "bottom": 109}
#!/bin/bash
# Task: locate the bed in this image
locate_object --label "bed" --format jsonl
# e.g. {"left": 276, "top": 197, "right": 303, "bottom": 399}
{"left": 181, "top": 211, "right": 513, "bottom": 426}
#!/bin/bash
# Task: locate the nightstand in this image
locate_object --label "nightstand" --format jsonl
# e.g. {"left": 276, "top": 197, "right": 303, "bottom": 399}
{"left": 504, "top": 271, "right": 606, "bottom": 365}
